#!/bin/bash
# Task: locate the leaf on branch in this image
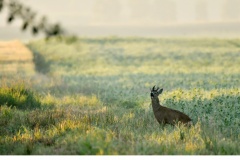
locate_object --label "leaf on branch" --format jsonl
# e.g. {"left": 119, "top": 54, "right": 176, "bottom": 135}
{"left": 0, "top": 0, "right": 3, "bottom": 12}
{"left": 5, "top": 0, "right": 66, "bottom": 37}
{"left": 22, "top": 21, "right": 29, "bottom": 31}
{"left": 32, "top": 26, "right": 39, "bottom": 35}
{"left": 7, "top": 14, "right": 15, "bottom": 23}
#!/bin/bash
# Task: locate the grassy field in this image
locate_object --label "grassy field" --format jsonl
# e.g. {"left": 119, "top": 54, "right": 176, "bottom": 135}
{"left": 0, "top": 37, "right": 240, "bottom": 155}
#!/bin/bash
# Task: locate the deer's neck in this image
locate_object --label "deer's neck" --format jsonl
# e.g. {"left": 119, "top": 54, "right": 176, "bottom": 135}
{"left": 151, "top": 98, "right": 162, "bottom": 111}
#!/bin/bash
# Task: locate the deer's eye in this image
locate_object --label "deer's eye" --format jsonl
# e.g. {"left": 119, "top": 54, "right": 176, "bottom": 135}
{"left": 151, "top": 92, "right": 154, "bottom": 97}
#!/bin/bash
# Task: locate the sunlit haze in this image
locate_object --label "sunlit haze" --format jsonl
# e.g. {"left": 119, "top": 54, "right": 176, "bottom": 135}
{"left": 1, "top": 0, "right": 240, "bottom": 38}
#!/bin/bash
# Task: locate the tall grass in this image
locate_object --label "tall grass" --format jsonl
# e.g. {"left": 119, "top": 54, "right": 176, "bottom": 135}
{"left": 0, "top": 37, "right": 240, "bottom": 154}
{"left": 0, "top": 83, "right": 41, "bottom": 110}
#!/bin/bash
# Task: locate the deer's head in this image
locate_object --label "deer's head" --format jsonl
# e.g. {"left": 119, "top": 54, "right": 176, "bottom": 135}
{"left": 150, "top": 85, "right": 163, "bottom": 99}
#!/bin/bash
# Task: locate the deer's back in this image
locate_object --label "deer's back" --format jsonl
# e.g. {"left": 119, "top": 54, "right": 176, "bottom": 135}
{"left": 154, "top": 106, "right": 191, "bottom": 125}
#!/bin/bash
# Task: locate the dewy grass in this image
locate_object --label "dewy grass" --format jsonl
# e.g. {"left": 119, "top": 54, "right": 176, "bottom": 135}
{"left": 0, "top": 37, "right": 240, "bottom": 154}
{"left": 0, "top": 83, "right": 41, "bottom": 110}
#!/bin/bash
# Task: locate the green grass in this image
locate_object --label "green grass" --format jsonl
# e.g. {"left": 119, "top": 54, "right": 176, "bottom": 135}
{"left": 0, "top": 37, "right": 240, "bottom": 155}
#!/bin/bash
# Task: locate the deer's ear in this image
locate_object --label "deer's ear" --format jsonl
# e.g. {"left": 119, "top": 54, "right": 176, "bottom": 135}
{"left": 158, "top": 88, "right": 163, "bottom": 94}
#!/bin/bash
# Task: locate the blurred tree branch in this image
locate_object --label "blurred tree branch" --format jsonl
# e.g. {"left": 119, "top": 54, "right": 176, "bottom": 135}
{"left": 0, "top": 0, "right": 65, "bottom": 39}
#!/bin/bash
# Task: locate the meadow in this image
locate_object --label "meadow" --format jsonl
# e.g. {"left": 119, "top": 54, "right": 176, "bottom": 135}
{"left": 0, "top": 37, "right": 240, "bottom": 155}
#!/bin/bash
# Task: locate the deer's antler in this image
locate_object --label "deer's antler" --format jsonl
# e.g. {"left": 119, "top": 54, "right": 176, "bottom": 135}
{"left": 152, "top": 85, "right": 156, "bottom": 91}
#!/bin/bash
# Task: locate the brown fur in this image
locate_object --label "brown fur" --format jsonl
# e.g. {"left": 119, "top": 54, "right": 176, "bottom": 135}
{"left": 151, "top": 86, "right": 192, "bottom": 126}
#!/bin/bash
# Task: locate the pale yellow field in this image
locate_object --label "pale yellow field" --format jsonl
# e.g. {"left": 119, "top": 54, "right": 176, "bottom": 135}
{"left": 0, "top": 40, "right": 35, "bottom": 75}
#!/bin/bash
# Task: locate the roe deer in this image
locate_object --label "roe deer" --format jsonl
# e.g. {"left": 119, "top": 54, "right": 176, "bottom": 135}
{"left": 150, "top": 86, "right": 192, "bottom": 126}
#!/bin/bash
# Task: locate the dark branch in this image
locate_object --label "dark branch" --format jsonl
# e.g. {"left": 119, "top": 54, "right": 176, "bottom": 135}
{"left": 1, "top": 0, "right": 65, "bottom": 38}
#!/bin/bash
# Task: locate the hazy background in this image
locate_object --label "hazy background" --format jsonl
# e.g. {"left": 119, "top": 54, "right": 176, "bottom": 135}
{"left": 1, "top": 0, "right": 240, "bottom": 40}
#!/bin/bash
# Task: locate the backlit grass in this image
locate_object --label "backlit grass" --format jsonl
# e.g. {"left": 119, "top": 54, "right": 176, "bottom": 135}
{"left": 0, "top": 37, "right": 240, "bottom": 154}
